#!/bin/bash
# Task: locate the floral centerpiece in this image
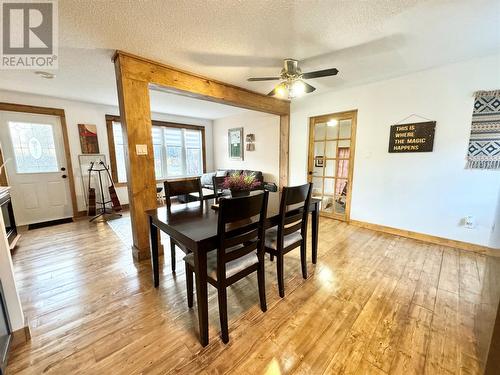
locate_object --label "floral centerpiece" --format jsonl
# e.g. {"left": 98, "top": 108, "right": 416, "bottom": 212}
{"left": 222, "top": 172, "right": 260, "bottom": 197}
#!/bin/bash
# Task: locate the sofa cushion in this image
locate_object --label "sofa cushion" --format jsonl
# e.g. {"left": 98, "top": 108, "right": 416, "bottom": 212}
{"left": 226, "top": 169, "right": 243, "bottom": 176}
{"left": 216, "top": 169, "right": 228, "bottom": 177}
{"left": 244, "top": 170, "right": 263, "bottom": 182}
{"left": 200, "top": 172, "right": 215, "bottom": 187}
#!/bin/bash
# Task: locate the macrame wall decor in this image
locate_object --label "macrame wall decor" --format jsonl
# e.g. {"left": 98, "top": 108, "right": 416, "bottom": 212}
{"left": 466, "top": 90, "right": 500, "bottom": 169}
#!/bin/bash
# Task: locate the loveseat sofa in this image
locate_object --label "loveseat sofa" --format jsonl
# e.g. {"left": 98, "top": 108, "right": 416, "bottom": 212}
{"left": 200, "top": 169, "right": 264, "bottom": 191}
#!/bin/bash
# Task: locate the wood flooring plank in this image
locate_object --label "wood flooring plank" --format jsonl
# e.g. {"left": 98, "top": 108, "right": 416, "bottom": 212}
{"left": 389, "top": 304, "right": 433, "bottom": 374}
{"left": 5, "top": 214, "right": 494, "bottom": 375}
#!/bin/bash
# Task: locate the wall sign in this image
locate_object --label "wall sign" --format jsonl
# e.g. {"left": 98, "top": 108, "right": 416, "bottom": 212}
{"left": 388, "top": 121, "right": 436, "bottom": 153}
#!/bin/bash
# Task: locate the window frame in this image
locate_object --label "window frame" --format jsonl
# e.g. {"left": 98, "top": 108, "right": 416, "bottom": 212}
{"left": 105, "top": 115, "right": 206, "bottom": 186}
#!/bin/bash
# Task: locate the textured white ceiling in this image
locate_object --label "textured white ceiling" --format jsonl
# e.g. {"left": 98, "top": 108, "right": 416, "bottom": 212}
{"left": 0, "top": 0, "right": 498, "bottom": 119}
{"left": 149, "top": 89, "right": 250, "bottom": 120}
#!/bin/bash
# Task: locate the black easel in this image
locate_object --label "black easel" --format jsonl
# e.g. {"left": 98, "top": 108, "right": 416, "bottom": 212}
{"left": 88, "top": 162, "right": 122, "bottom": 222}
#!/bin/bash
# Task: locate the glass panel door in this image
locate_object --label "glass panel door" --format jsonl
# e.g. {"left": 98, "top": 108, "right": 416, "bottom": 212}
{"left": 308, "top": 112, "right": 357, "bottom": 221}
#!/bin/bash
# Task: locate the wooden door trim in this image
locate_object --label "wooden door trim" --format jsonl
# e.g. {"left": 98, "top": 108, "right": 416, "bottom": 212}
{"left": 0, "top": 102, "right": 78, "bottom": 219}
{"left": 308, "top": 109, "right": 358, "bottom": 222}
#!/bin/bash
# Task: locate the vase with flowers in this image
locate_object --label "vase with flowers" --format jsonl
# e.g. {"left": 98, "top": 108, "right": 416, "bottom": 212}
{"left": 222, "top": 172, "right": 260, "bottom": 197}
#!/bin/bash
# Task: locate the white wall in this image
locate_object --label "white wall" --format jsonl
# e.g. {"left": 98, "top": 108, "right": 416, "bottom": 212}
{"left": 0, "top": 90, "right": 214, "bottom": 211}
{"left": 0, "top": 211, "right": 24, "bottom": 330}
{"left": 213, "top": 111, "right": 280, "bottom": 183}
{"left": 491, "top": 191, "right": 500, "bottom": 249}
{"left": 290, "top": 53, "right": 500, "bottom": 248}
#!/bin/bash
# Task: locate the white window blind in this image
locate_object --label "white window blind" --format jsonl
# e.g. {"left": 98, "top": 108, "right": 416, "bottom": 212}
{"left": 111, "top": 122, "right": 203, "bottom": 182}
{"left": 185, "top": 130, "right": 202, "bottom": 176}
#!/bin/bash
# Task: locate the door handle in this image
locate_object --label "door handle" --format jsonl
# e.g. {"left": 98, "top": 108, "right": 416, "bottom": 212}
{"left": 62, "top": 174, "right": 67, "bottom": 179}
{"left": 308, "top": 171, "right": 313, "bottom": 175}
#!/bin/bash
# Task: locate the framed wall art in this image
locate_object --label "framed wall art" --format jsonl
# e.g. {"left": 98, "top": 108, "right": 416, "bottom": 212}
{"left": 228, "top": 127, "right": 244, "bottom": 160}
{"left": 78, "top": 124, "right": 99, "bottom": 154}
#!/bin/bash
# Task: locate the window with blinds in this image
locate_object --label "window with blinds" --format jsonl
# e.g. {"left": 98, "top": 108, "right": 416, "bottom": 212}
{"left": 111, "top": 122, "right": 203, "bottom": 183}
{"left": 112, "top": 122, "right": 127, "bottom": 183}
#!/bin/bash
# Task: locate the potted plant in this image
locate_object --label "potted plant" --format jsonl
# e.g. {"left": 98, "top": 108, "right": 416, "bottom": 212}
{"left": 222, "top": 172, "right": 260, "bottom": 197}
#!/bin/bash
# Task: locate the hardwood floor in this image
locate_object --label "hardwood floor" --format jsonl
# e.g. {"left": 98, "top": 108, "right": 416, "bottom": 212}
{"left": 6, "top": 215, "right": 499, "bottom": 374}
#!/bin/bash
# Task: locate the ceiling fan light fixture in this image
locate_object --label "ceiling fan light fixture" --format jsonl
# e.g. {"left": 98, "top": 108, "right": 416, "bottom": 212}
{"left": 275, "top": 83, "right": 288, "bottom": 98}
{"left": 290, "top": 80, "right": 306, "bottom": 98}
{"left": 250, "top": 58, "right": 338, "bottom": 99}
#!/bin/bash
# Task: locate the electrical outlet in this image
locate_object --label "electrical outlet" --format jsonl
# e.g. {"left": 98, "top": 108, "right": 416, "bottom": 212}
{"left": 464, "top": 215, "right": 475, "bottom": 229}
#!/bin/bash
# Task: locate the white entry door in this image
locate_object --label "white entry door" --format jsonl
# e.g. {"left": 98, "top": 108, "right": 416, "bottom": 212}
{"left": 0, "top": 111, "right": 73, "bottom": 225}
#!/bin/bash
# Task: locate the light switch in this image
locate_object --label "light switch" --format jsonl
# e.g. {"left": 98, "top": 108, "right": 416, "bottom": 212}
{"left": 135, "top": 144, "right": 148, "bottom": 155}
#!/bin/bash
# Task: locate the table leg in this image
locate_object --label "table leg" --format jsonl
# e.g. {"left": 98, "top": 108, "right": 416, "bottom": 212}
{"left": 311, "top": 202, "right": 319, "bottom": 264}
{"left": 149, "top": 217, "right": 159, "bottom": 287}
{"left": 193, "top": 249, "right": 209, "bottom": 346}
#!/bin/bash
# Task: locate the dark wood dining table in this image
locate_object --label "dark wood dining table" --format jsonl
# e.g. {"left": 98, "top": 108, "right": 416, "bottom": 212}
{"left": 146, "top": 192, "right": 321, "bottom": 346}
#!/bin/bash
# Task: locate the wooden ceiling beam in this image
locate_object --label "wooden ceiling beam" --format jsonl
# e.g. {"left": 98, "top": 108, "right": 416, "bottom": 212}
{"left": 113, "top": 51, "right": 290, "bottom": 116}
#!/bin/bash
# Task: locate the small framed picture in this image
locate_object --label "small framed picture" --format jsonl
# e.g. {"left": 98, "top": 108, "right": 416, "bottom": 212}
{"left": 228, "top": 127, "right": 244, "bottom": 160}
{"left": 78, "top": 124, "right": 99, "bottom": 154}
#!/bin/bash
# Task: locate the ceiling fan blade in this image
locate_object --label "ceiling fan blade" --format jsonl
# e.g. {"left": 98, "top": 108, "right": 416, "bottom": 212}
{"left": 248, "top": 77, "right": 281, "bottom": 81}
{"left": 303, "top": 81, "right": 316, "bottom": 93}
{"left": 302, "top": 68, "right": 339, "bottom": 79}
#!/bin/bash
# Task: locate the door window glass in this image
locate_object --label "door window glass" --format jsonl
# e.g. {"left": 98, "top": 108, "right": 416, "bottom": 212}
{"left": 8, "top": 122, "right": 59, "bottom": 173}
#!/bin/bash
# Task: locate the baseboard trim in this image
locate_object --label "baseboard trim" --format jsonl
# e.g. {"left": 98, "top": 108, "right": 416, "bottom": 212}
{"left": 10, "top": 319, "right": 31, "bottom": 350}
{"left": 350, "top": 220, "right": 499, "bottom": 256}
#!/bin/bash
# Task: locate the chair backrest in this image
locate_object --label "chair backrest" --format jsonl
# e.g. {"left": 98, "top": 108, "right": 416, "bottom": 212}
{"left": 216, "top": 191, "right": 269, "bottom": 280}
{"left": 164, "top": 177, "right": 203, "bottom": 208}
{"left": 212, "top": 176, "right": 226, "bottom": 203}
{"left": 277, "top": 183, "right": 312, "bottom": 249}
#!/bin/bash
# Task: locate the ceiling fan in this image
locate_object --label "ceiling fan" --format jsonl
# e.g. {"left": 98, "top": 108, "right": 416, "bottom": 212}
{"left": 247, "top": 59, "right": 339, "bottom": 99}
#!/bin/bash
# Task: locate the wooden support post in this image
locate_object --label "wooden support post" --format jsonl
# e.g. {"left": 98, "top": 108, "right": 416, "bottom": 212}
{"left": 279, "top": 114, "right": 290, "bottom": 188}
{"left": 115, "top": 56, "right": 157, "bottom": 260}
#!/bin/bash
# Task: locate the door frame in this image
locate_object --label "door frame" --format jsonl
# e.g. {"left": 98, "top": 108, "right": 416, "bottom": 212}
{"left": 0, "top": 102, "right": 78, "bottom": 219}
{"left": 308, "top": 109, "right": 358, "bottom": 222}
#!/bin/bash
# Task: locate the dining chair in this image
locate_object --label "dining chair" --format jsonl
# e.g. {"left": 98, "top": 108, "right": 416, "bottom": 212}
{"left": 164, "top": 177, "right": 203, "bottom": 272}
{"left": 212, "top": 175, "right": 226, "bottom": 203}
{"left": 184, "top": 191, "right": 269, "bottom": 343}
{"left": 265, "top": 183, "right": 312, "bottom": 298}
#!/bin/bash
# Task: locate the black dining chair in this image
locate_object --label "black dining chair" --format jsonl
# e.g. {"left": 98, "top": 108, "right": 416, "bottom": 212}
{"left": 212, "top": 175, "right": 227, "bottom": 203}
{"left": 265, "top": 183, "right": 312, "bottom": 298}
{"left": 184, "top": 191, "right": 269, "bottom": 343}
{"left": 164, "top": 177, "right": 203, "bottom": 272}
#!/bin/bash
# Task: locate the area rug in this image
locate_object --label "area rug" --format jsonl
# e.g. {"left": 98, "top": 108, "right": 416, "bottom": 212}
{"left": 466, "top": 90, "right": 500, "bottom": 169}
